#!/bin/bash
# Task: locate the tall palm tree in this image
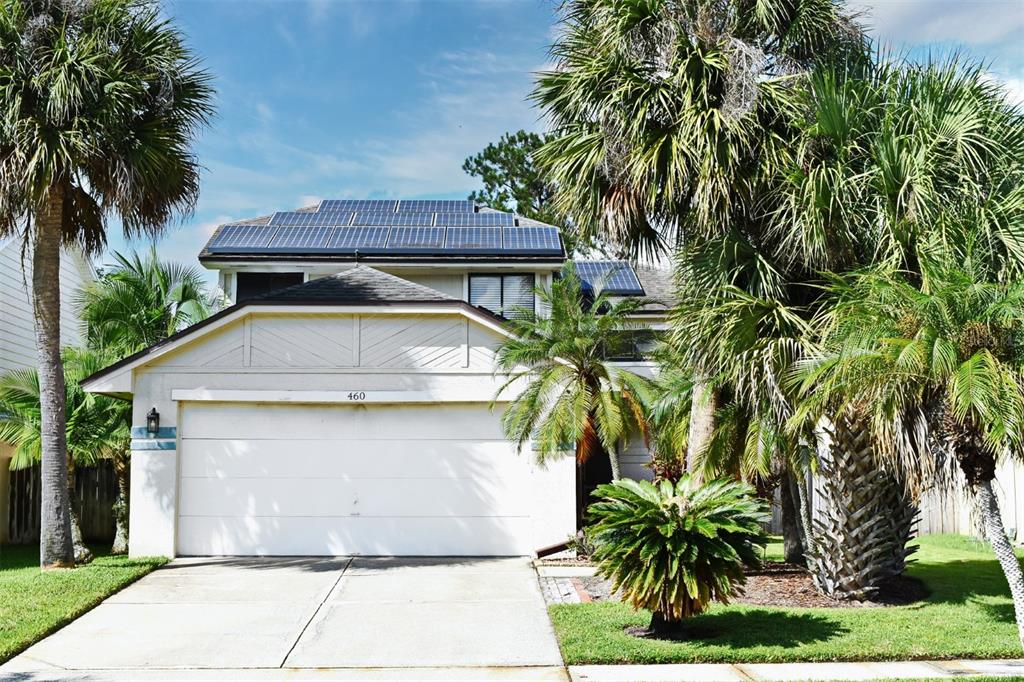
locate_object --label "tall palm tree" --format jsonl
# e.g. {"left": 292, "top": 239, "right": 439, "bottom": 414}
{"left": 0, "top": 0, "right": 212, "bottom": 568}
{"left": 795, "top": 256, "right": 1024, "bottom": 646}
{"left": 79, "top": 247, "right": 218, "bottom": 356}
{"left": 0, "top": 348, "right": 129, "bottom": 561}
{"left": 493, "top": 266, "right": 653, "bottom": 500}
{"left": 533, "top": 0, "right": 866, "bottom": 466}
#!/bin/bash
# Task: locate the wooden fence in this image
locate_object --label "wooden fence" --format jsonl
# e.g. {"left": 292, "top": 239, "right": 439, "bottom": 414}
{"left": 6, "top": 461, "right": 118, "bottom": 544}
{"left": 769, "top": 458, "right": 1024, "bottom": 542}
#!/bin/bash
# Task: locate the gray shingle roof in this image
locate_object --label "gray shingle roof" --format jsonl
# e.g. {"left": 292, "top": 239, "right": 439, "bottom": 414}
{"left": 254, "top": 265, "right": 456, "bottom": 304}
{"left": 612, "top": 264, "right": 673, "bottom": 313}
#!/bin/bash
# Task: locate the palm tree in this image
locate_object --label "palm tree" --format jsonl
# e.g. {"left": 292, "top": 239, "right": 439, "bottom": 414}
{"left": 795, "top": 256, "right": 1024, "bottom": 645}
{"left": 80, "top": 247, "right": 218, "bottom": 356}
{"left": 0, "top": 0, "right": 212, "bottom": 568}
{"left": 533, "top": 0, "right": 866, "bottom": 466}
{"left": 0, "top": 348, "right": 129, "bottom": 561}
{"left": 493, "top": 266, "right": 653, "bottom": 510}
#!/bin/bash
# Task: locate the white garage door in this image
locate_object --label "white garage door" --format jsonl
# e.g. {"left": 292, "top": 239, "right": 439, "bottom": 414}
{"left": 176, "top": 402, "right": 539, "bottom": 556}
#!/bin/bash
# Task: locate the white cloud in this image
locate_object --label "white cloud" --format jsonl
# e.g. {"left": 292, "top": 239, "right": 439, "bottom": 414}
{"left": 851, "top": 0, "right": 1024, "bottom": 47}
{"left": 982, "top": 72, "right": 1024, "bottom": 105}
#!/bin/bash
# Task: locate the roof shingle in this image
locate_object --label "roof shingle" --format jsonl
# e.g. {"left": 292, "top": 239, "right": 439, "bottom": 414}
{"left": 253, "top": 265, "right": 456, "bottom": 304}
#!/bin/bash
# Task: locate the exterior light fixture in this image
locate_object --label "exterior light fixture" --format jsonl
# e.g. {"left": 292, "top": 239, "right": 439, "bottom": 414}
{"left": 146, "top": 408, "right": 160, "bottom": 437}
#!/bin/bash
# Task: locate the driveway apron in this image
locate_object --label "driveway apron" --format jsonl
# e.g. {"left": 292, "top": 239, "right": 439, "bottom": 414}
{"left": 0, "top": 555, "right": 565, "bottom": 678}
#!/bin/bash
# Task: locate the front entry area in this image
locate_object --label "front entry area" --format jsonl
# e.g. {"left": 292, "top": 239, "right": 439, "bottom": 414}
{"left": 176, "top": 401, "right": 549, "bottom": 556}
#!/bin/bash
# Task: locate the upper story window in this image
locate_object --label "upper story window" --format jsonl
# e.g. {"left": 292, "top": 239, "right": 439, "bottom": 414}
{"left": 469, "top": 274, "right": 535, "bottom": 319}
{"left": 235, "top": 272, "right": 304, "bottom": 302}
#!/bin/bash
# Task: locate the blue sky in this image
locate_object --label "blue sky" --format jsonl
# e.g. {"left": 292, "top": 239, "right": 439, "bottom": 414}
{"left": 105, "top": 0, "right": 1024, "bottom": 281}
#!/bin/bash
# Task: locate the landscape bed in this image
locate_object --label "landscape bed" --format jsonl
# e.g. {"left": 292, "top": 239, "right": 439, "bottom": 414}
{"left": 549, "top": 534, "right": 1023, "bottom": 664}
{"left": 0, "top": 545, "right": 165, "bottom": 663}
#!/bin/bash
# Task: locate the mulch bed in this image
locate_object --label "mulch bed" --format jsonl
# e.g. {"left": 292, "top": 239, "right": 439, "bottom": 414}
{"left": 568, "top": 560, "right": 930, "bottom": 609}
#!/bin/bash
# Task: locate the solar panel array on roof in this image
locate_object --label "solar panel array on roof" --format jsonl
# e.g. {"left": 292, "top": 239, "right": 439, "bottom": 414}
{"left": 206, "top": 200, "right": 566, "bottom": 258}
{"left": 397, "top": 199, "right": 474, "bottom": 213}
{"left": 574, "top": 261, "right": 645, "bottom": 295}
{"left": 269, "top": 211, "right": 353, "bottom": 227}
{"left": 319, "top": 199, "right": 398, "bottom": 213}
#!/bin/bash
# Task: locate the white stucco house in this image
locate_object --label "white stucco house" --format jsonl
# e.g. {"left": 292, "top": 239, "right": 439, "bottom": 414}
{"left": 81, "top": 199, "right": 668, "bottom": 558}
{"left": 0, "top": 237, "right": 95, "bottom": 543}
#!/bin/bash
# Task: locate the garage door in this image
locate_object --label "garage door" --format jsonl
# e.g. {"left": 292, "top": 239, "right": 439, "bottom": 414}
{"left": 176, "top": 402, "right": 538, "bottom": 556}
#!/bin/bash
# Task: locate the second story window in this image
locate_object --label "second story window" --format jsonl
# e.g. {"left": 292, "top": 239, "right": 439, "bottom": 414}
{"left": 469, "top": 274, "right": 535, "bottom": 318}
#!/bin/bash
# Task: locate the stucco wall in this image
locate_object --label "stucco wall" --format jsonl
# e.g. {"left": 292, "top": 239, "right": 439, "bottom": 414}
{"left": 121, "top": 308, "right": 574, "bottom": 557}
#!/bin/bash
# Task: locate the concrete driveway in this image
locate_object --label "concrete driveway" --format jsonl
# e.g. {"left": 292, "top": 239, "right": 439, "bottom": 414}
{"left": 0, "top": 557, "right": 566, "bottom": 681}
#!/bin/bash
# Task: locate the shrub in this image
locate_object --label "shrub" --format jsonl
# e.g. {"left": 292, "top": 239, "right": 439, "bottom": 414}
{"left": 566, "top": 528, "right": 597, "bottom": 559}
{"left": 588, "top": 476, "right": 770, "bottom": 636}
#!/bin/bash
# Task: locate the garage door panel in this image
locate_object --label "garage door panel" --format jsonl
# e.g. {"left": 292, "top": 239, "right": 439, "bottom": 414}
{"left": 177, "top": 402, "right": 545, "bottom": 556}
{"left": 177, "top": 515, "right": 532, "bottom": 556}
{"left": 182, "top": 403, "right": 507, "bottom": 440}
{"left": 179, "top": 476, "right": 530, "bottom": 518}
{"left": 180, "top": 439, "right": 525, "bottom": 480}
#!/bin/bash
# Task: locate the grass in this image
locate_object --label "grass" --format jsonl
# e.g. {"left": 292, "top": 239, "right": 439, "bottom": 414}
{"left": 0, "top": 544, "right": 166, "bottom": 663}
{"left": 550, "top": 534, "right": 1023, "bottom": 664}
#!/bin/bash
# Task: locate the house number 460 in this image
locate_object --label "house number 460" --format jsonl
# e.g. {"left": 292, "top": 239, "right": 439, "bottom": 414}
{"left": 347, "top": 391, "right": 366, "bottom": 401}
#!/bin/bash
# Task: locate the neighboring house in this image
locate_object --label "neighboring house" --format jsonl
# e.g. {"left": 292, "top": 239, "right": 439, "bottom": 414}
{"left": 0, "top": 237, "right": 95, "bottom": 543}
{"left": 81, "top": 199, "right": 669, "bottom": 558}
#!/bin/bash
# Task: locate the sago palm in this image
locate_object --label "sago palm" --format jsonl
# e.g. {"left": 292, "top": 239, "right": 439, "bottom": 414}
{"left": 0, "top": 0, "right": 212, "bottom": 567}
{"left": 494, "top": 265, "right": 654, "bottom": 482}
{"left": 588, "top": 476, "right": 769, "bottom": 635}
{"left": 795, "top": 255, "right": 1024, "bottom": 645}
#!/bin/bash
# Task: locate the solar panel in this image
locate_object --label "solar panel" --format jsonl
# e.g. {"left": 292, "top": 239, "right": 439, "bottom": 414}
{"left": 502, "top": 226, "right": 562, "bottom": 254}
{"left": 268, "top": 225, "right": 336, "bottom": 251}
{"left": 352, "top": 211, "right": 435, "bottom": 226}
{"left": 319, "top": 199, "right": 397, "bottom": 213}
{"left": 206, "top": 224, "right": 278, "bottom": 252}
{"left": 327, "top": 226, "right": 390, "bottom": 251}
{"left": 386, "top": 226, "right": 445, "bottom": 250}
{"left": 397, "top": 199, "right": 475, "bottom": 213}
{"left": 445, "top": 227, "right": 502, "bottom": 251}
{"left": 574, "top": 261, "right": 645, "bottom": 295}
{"left": 435, "top": 212, "right": 514, "bottom": 227}
{"left": 269, "top": 211, "right": 353, "bottom": 227}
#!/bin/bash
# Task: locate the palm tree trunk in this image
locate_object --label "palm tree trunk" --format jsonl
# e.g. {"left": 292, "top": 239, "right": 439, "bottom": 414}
{"left": 686, "top": 378, "right": 716, "bottom": 481}
{"left": 608, "top": 445, "right": 621, "bottom": 481}
{"left": 111, "top": 451, "right": 130, "bottom": 555}
{"left": 32, "top": 186, "right": 74, "bottom": 569}
{"left": 66, "top": 456, "right": 93, "bottom": 564}
{"left": 793, "top": 467, "right": 816, "bottom": 568}
{"left": 780, "top": 469, "right": 805, "bottom": 565}
{"left": 975, "top": 478, "right": 1024, "bottom": 650}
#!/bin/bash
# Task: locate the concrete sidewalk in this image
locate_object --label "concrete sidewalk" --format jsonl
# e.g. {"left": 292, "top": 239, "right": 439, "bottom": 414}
{"left": 569, "top": 658, "right": 1024, "bottom": 681}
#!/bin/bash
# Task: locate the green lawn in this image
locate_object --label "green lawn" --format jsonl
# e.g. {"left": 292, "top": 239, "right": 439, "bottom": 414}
{"left": 0, "top": 544, "right": 165, "bottom": 663}
{"left": 550, "top": 534, "right": 1023, "bottom": 664}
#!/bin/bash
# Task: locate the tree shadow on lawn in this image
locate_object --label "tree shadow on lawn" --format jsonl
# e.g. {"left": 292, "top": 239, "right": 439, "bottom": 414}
{"left": 642, "top": 609, "right": 849, "bottom": 649}
{"left": 909, "top": 558, "right": 1015, "bottom": 611}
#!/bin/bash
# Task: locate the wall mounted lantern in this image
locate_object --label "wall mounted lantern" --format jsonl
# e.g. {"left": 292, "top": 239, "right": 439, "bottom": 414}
{"left": 146, "top": 408, "right": 160, "bottom": 437}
